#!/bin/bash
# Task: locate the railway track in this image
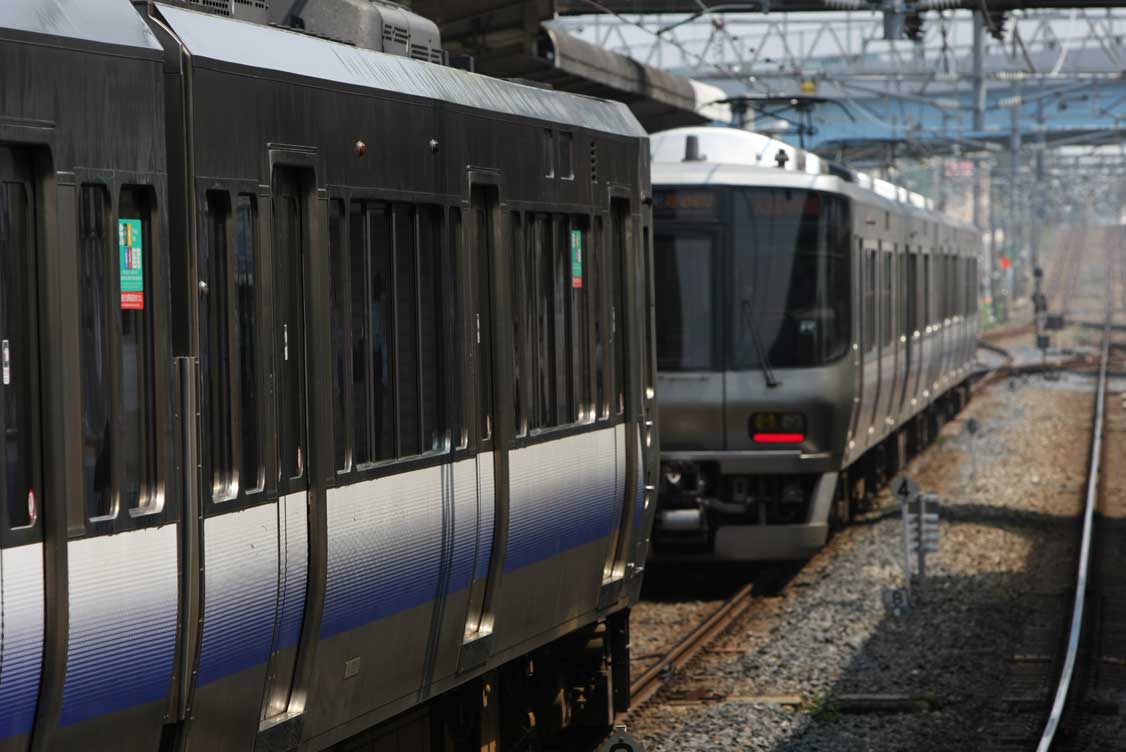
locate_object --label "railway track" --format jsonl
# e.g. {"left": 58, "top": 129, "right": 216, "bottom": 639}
{"left": 978, "top": 236, "right": 1122, "bottom": 752}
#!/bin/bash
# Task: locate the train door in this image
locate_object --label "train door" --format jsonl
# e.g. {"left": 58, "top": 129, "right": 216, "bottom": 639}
{"left": 460, "top": 182, "right": 506, "bottom": 666}
{"left": 899, "top": 249, "right": 918, "bottom": 415}
{"left": 862, "top": 242, "right": 881, "bottom": 446}
{"left": 260, "top": 166, "right": 311, "bottom": 720}
{"left": 0, "top": 146, "right": 44, "bottom": 752}
{"left": 186, "top": 167, "right": 310, "bottom": 750}
{"left": 601, "top": 196, "right": 639, "bottom": 591}
{"left": 55, "top": 181, "right": 178, "bottom": 752}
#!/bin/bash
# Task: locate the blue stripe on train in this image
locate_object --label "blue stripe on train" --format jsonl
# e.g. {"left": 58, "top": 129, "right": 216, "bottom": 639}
{"left": 0, "top": 543, "right": 45, "bottom": 738}
{"left": 196, "top": 504, "right": 280, "bottom": 687}
{"left": 59, "top": 527, "right": 178, "bottom": 727}
{"left": 504, "top": 428, "right": 619, "bottom": 573}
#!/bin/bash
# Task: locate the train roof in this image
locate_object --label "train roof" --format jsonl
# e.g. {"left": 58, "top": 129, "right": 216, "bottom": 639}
{"left": 1, "top": 0, "right": 163, "bottom": 53}
{"left": 153, "top": 4, "right": 647, "bottom": 140}
{"left": 652, "top": 127, "right": 976, "bottom": 233}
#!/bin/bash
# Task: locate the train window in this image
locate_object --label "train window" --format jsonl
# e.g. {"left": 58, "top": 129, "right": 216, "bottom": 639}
{"left": 80, "top": 185, "right": 113, "bottom": 519}
{"left": 418, "top": 206, "right": 445, "bottom": 452}
{"left": 474, "top": 197, "right": 494, "bottom": 441}
{"left": 349, "top": 201, "right": 372, "bottom": 465}
{"left": 1, "top": 176, "right": 36, "bottom": 529}
{"left": 118, "top": 187, "right": 159, "bottom": 513}
{"left": 558, "top": 217, "right": 577, "bottom": 422}
{"left": 906, "top": 253, "right": 918, "bottom": 336}
{"left": 882, "top": 252, "right": 893, "bottom": 347}
{"left": 572, "top": 218, "right": 591, "bottom": 421}
{"left": 451, "top": 208, "right": 468, "bottom": 450}
{"left": 395, "top": 206, "right": 421, "bottom": 456}
{"left": 330, "top": 199, "right": 350, "bottom": 472}
{"left": 543, "top": 130, "right": 555, "bottom": 179}
{"left": 510, "top": 212, "right": 527, "bottom": 436}
{"left": 338, "top": 201, "right": 449, "bottom": 468}
{"left": 202, "top": 192, "right": 236, "bottom": 501}
{"left": 593, "top": 216, "right": 607, "bottom": 418}
{"left": 610, "top": 199, "right": 628, "bottom": 413}
{"left": 923, "top": 255, "right": 932, "bottom": 326}
{"left": 533, "top": 214, "right": 556, "bottom": 428}
{"left": 274, "top": 177, "right": 308, "bottom": 483}
{"left": 559, "top": 132, "right": 575, "bottom": 181}
{"left": 369, "top": 204, "right": 395, "bottom": 462}
{"left": 235, "top": 195, "right": 262, "bottom": 493}
{"left": 863, "top": 250, "right": 876, "bottom": 353}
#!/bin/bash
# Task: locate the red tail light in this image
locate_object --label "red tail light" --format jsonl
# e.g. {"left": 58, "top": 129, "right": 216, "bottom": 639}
{"left": 752, "top": 432, "right": 805, "bottom": 444}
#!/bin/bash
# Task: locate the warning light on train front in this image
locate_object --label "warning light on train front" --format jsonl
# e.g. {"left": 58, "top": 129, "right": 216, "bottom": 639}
{"left": 750, "top": 412, "right": 806, "bottom": 444}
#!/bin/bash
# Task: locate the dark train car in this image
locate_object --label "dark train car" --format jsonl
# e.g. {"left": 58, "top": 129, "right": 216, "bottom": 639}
{"left": 0, "top": 1, "right": 657, "bottom": 750}
{"left": 0, "top": 4, "right": 177, "bottom": 751}
{"left": 650, "top": 127, "right": 978, "bottom": 561}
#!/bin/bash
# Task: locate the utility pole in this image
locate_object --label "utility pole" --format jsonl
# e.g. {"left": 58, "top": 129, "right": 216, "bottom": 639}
{"left": 1009, "top": 79, "right": 1021, "bottom": 307}
{"left": 972, "top": 10, "right": 987, "bottom": 230}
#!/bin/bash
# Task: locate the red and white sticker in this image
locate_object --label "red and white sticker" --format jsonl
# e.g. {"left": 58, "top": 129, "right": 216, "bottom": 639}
{"left": 2, "top": 339, "right": 9, "bottom": 385}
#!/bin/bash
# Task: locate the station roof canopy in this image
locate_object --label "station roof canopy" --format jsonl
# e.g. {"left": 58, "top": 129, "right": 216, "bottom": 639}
{"left": 411, "top": 0, "right": 728, "bottom": 131}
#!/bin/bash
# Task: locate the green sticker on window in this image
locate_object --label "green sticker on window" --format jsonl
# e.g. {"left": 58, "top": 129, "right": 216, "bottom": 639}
{"left": 570, "top": 229, "right": 583, "bottom": 289}
{"left": 119, "top": 218, "right": 144, "bottom": 310}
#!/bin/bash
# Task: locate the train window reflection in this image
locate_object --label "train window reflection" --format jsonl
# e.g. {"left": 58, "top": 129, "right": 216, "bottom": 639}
{"left": 732, "top": 188, "right": 851, "bottom": 368}
{"left": 653, "top": 234, "right": 713, "bottom": 371}
{"left": 80, "top": 185, "right": 113, "bottom": 519}
{"left": 1, "top": 178, "right": 35, "bottom": 529}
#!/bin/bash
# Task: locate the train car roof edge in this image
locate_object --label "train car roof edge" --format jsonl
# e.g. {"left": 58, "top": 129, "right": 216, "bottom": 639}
{"left": 652, "top": 161, "right": 977, "bottom": 233}
{"left": 0, "top": 0, "right": 164, "bottom": 53}
{"left": 153, "top": 3, "right": 648, "bottom": 140}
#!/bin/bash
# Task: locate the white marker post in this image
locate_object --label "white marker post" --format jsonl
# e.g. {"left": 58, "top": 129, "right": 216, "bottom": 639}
{"left": 890, "top": 475, "right": 920, "bottom": 614}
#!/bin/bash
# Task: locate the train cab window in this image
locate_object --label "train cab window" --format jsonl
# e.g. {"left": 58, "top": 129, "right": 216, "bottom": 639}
{"left": 0, "top": 174, "right": 37, "bottom": 529}
{"left": 653, "top": 233, "right": 713, "bottom": 371}
{"left": 570, "top": 218, "right": 591, "bottom": 421}
{"left": 730, "top": 189, "right": 851, "bottom": 367}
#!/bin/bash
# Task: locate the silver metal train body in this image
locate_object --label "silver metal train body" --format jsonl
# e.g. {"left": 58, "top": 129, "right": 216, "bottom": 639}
{"left": 0, "top": 2, "right": 657, "bottom": 750}
{"left": 651, "top": 127, "right": 979, "bottom": 561}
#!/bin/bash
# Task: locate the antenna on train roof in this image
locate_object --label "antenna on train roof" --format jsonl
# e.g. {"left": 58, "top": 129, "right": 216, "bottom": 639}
{"left": 684, "top": 134, "right": 706, "bottom": 162}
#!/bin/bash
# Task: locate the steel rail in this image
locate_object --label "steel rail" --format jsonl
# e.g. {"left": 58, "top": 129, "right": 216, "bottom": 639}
{"left": 627, "top": 581, "right": 756, "bottom": 711}
{"left": 1036, "top": 306, "right": 1111, "bottom": 752}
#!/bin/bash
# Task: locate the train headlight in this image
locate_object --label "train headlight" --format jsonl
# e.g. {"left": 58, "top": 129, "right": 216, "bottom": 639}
{"left": 750, "top": 412, "right": 806, "bottom": 444}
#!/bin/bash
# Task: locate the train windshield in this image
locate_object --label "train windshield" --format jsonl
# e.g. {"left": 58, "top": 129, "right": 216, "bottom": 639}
{"left": 653, "top": 233, "right": 715, "bottom": 370}
{"left": 732, "top": 188, "right": 850, "bottom": 369}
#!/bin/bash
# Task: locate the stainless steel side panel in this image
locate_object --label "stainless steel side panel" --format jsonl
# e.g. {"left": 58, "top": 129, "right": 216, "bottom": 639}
{"left": 0, "top": 542, "right": 43, "bottom": 748}
{"left": 56, "top": 528, "right": 178, "bottom": 749}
